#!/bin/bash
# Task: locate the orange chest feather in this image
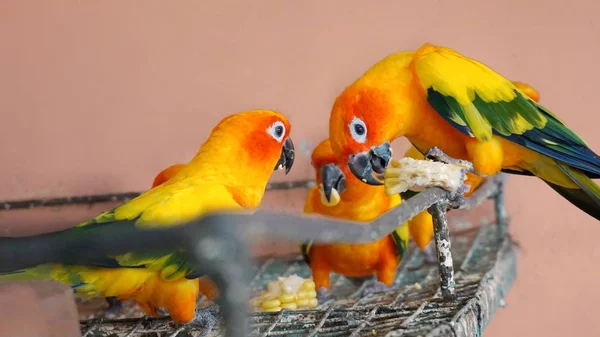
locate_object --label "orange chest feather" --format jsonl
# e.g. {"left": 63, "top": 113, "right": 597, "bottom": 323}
{"left": 315, "top": 236, "right": 397, "bottom": 276}
{"left": 309, "top": 189, "right": 397, "bottom": 222}
{"left": 227, "top": 186, "right": 264, "bottom": 209}
{"left": 305, "top": 188, "right": 399, "bottom": 276}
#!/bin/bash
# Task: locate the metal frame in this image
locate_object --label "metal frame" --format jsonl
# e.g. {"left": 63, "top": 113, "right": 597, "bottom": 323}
{"left": 0, "top": 180, "right": 316, "bottom": 211}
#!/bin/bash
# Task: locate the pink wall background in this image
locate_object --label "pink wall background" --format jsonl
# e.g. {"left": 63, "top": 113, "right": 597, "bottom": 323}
{"left": 1, "top": 1, "right": 600, "bottom": 335}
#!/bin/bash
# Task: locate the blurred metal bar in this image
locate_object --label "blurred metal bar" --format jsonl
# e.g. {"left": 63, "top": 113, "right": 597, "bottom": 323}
{"left": 427, "top": 203, "right": 455, "bottom": 299}
{"left": 184, "top": 220, "right": 251, "bottom": 337}
{"left": 493, "top": 176, "right": 509, "bottom": 234}
{"left": 0, "top": 179, "right": 315, "bottom": 211}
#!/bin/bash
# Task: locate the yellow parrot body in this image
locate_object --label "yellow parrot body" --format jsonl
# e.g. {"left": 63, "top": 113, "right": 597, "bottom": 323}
{"left": 301, "top": 139, "right": 412, "bottom": 290}
{"left": 0, "top": 110, "right": 295, "bottom": 323}
{"left": 329, "top": 43, "right": 600, "bottom": 221}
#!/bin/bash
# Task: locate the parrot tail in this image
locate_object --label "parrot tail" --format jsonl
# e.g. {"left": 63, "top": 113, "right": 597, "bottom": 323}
{"left": 0, "top": 220, "right": 141, "bottom": 275}
{"left": 0, "top": 264, "right": 88, "bottom": 291}
{"left": 0, "top": 233, "right": 68, "bottom": 274}
{"left": 0, "top": 264, "right": 76, "bottom": 285}
{"left": 544, "top": 162, "right": 600, "bottom": 221}
{"left": 0, "top": 268, "right": 40, "bottom": 282}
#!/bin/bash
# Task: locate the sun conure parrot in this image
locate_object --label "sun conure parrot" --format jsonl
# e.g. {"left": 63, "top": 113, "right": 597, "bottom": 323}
{"left": 106, "top": 161, "right": 224, "bottom": 315}
{"left": 301, "top": 138, "right": 417, "bottom": 300}
{"left": 0, "top": 109, "right": 295, "bottom": 324}
{"left": 328, "top": 43, "right": 600, "bottom": 221}
{"left": 401, "top": 80, "right": 542, "bottom": 252}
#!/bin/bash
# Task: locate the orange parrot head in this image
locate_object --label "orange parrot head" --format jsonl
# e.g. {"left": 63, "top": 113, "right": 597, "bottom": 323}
{"left": 211, "top": 110, "right": 295, "bottom": 176}
{"left": 328, "top": 85, "right": 397, "bottom": 187}
{"left": 150, "top": 110, "right": 296, "bottom": 191}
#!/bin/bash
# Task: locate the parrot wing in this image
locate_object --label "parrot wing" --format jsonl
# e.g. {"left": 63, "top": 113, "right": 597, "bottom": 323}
{"left": 390, "top": 223, "right": 409, "bottom": 261}
{"left": 412, "top": 43, "right": 600, "bottom": 178}
{"left": 72, "top": 181, "right": 245, "bottom": 280}
{"left": 299, "top": 188, "right": 318, "bottom": 265}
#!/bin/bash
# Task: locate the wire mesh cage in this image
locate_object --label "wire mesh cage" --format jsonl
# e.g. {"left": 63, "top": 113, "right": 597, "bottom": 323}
{"left": 0, "top": 152, "right": 516, "bottom": 337}
{"left": 79, "top": 222, "right": 515, "bottom": 337}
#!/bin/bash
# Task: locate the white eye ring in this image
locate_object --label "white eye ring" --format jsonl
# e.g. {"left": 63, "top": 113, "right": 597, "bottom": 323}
{"left": 266, "top": 121, "right": 286, "bottom": 143}
{"left": 348, "top": 117, "right": 367, "bottom": 144}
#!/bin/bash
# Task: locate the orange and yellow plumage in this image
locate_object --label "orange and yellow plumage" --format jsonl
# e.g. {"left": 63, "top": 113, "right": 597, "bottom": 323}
{"left": 400, "top": 80, "right": 541, "bottom": 250}
{"left": 0, "top": 109, "right": 295, "bottom": 323}
{"left": 302, "top": 139, "right": 419, "bottom": 290}
{"left": 329, "top": 43, "right": 600, "bottom": 222}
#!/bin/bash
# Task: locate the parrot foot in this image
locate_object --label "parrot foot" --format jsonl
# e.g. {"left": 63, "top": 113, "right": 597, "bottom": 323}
{"left": 446, "top": 192, "right": 466, "bottom": 210}
{"left": 424, "top": 147, "right": 473, "bottom": 209}
{"left": 357, "top": 280, "right": 395, "bottom": 296}
{"left": 316, "top": 287, "right": 336, "bottom": 304}
{"left": 104, "top": 297, "right": 125, "bottom": 316}
{"left": 188, "top": 304, "right": 221, "bottom": 337}
{"left": 424, "top": 147, "right": 472, "bottom": 169}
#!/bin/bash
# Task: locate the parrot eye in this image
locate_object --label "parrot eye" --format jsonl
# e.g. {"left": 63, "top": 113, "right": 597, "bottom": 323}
{"left": 348, "top": 117, "right": 367, "bottom": 143}
{"left": 266, "top": 121, "right": 286, "bottom": 142}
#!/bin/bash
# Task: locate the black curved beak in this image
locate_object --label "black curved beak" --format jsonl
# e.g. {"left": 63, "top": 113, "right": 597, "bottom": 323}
{"left": 274, "top": 137, "right": 295, "bottom": 174}
{"left": 347, "top": 142, "right": 392, "bottom": 185}
{"left": 321, "top": 163, "right": 346, "bottom": 203}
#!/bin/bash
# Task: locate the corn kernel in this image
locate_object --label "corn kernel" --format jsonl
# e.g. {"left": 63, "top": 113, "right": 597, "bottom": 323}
{"left": 278, "top": 293, "right": 297, "bottom": 304}
{"left": 264, "top": 306, "right": 282, "bottom": 312}
{"left": 297, "top": 291, "right": 309, "bottom": 300}
{"left": 301, "top": 280, "right": 316, "bottom": 291}
{"left": 250, "top": 275, "right": 318, "bottom": 313}
{"left": 261, "top": 299, "right": 281, "bottom": 309}
{"left": 296, "top": 299, "right": 309, "bottom": 307}
{"left": 281, "top": 302, "right": 297, "bottom": 310}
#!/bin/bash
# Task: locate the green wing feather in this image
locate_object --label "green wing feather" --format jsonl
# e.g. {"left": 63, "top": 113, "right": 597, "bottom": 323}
{"left": 390, "top": 223, "right": 409, "bottom": 261}
{"left": 413, "top": 44, "right": 600, "bottom": 177}
{"left": 65, "top": 182, "right": 238, "bottom": 281}
{"left": 300, "top": 241, "right": 312, "bottom": 265}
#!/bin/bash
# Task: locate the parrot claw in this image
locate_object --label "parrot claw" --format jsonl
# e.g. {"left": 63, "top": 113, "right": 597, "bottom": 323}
{"left": 187, "top": 304, "right": 221, "bottom": 337}
{"left": 316, "top": 287, "right": 336, "bottom": 304}
{"left": 447, "top": 191, "right": 467, "bottom": 210}
{"left": 424, "top": 147, "right": 472, "bottom": 170}
{"left": 357, "top": 280, "right": 396, "bottom": 296}
{"left": 104, "top": 297, "right": 125, "bottom": 316}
